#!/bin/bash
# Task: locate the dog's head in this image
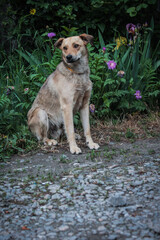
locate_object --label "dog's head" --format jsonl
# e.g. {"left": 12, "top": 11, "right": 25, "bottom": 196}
{"left": 54, "top": 34, "right": 94, "bottom": 64}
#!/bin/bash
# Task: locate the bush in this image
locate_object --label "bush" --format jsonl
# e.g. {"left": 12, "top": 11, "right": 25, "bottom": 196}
{"left": 0, "top": 0, "right": 159, "bottom": 54}
{"left": 89, "top": 19, "right": 160, "bottom": 117}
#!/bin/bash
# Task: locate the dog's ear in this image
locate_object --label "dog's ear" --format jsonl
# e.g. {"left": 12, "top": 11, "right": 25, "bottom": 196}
{"left": 54, "top": 38, "right": 64, "bottom": 50}
{"left": 79, "top": 34, "right": 94, "bottom": 46}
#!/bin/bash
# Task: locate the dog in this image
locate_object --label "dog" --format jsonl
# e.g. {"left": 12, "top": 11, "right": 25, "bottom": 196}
{"left": 27, "top": 33, "right": 99, "bottom": 154}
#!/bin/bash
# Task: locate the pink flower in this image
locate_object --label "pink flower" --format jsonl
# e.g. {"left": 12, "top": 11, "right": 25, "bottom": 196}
{"left": 8, "top": 86, "right": 15, "bottom": 90}
{"left": 47, "top": 32, "right": 56, "bottom": 38}
{"left": 134, "top": 90, "right": 142, "bottom": 99}
{"left": 107, "top": 60, "right": 117, "bottom": 70}
{"left": 24, "top": 88, "right": 29, "bottom": 92}
{"left": 102, "top": 47, "right": 106, "bottom": 51}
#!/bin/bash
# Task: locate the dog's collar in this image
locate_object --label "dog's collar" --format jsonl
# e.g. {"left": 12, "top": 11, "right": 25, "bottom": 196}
{"left": 66, "top": 66, "right": 84, "bottom": 74}
{"left": 63, "top": 61, "right": 86, "bottom": 75}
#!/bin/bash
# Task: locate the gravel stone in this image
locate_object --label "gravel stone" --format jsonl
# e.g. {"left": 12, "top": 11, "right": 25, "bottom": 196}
{"left": 109, "top": 194, "right": 127, "bottom": 207}
{"left": 34, "top": 209, "right": 43, "bottom": 215}
{"left": 148, "top": 212, "right": 160, "bottom": 233}
{"left": 58, "top": 225, "right": 69, "bottom": 231}
{"left": 97, "top": 225, "right": 106, "bottom": 232}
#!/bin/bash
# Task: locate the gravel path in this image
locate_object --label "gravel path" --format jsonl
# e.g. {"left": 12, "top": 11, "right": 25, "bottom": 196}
{"left": 0, "top": 138, "right": 160, "bottom": 240}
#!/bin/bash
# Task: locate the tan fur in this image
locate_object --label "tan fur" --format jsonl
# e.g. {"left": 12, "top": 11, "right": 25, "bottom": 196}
{"left": 27, "top": 34, "right": 99, "bottom": 154}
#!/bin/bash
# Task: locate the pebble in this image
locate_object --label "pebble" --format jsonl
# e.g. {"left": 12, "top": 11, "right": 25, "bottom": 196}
{"left": 58, "top": 225, "right": 69, "bottom": 231}
{"left": 148, "top": 212, "right": 160, "bottom": 233}
{"left": 97, "top": 225, "right": 106, "bottom": 232}
{"left": 34, "top": 209, "right": 43, "bottom": 215}
{"left": 109, "top": 195, "right": 127, "bottom": 207}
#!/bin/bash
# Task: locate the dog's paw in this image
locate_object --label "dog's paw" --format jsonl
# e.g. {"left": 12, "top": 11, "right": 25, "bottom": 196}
{"left": 70, "top": 145, "right": 82, "bottom": 154}
{"left": 87, "top": 142, "right": 100, "bottom": 150}
{"left": 44, "top": 139, "right": 58, "bottom": 146}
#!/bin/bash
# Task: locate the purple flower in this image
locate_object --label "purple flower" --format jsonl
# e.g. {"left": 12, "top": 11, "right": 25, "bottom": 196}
{"left": 107, "top": 60, "right": 117, "bottom": 70}
{"left": 126, "top": 23, "right": 136, "bottom": 34}
{"left": 102, "top": 47, "right": 106, "bottom": 51}
{"left": 134, "top": 90, "right": 142, "bottom": 99}
{"left": 47, "top": 32, "right": 56, "bottom": 38}
{"left": 89, "top": 104, "right": 95, "bottom": 113}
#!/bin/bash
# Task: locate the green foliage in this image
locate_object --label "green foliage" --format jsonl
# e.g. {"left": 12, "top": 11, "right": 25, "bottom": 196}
{"left": 0, "top": 32, "right": 61, "bottom": 159}
{"left": 89, "top": 20, "right": 160, "bottom": 118}
{"left": 0, "top": 0, "right": 158, "bottom": 54}
{"left": 0, "top": 126, "right": 38, "bottom": 161}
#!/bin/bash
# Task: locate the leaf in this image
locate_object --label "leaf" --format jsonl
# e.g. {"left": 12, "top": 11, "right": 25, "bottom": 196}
{"left": 132, "top": 37, "right": 140, "bottom": 86}
{"left": 120, "top": 78, "right": 126, "bottom": 84}
{"left": 148, "top": 90, "right": 160, "bottom": 97}
{"left": 97, "top": 23, "right": 105, "bottom": 33}
{"left": 90, "top": 75, "right": 101, "bottom": 81}
{"left": 104, "top": 78, "right": 114, "bottom": 86}
{"left": 154, "top": 60, "right": 160, "bottom": 70}
{"left": 33, "top": 82, "right": 42, "bottom": 87}
{"left": 21, "top": 226, "right": 29, "bottom": 230}
{"left": 121, "top": 48, "right": 131, "bottom": 65}
{"left": 98, "top": 30, "right": 105, "bottom": 49}
{"left": 136, "top": 3, "right": 148, "bottom": 11}
{"left": 126, "top": 7, "right": 137, "bottom": 17}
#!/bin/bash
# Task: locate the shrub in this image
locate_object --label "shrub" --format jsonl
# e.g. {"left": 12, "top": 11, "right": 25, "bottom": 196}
{"left": 89, "top": 19, "right": 160, "bottom": 118}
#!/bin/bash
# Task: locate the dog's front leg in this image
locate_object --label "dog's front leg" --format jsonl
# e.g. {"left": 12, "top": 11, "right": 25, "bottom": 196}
{"left": 80, "top": 102, "right": 99, "bottom": 150}
{"left": 61, "top": 100, "right": 82, "bottom": 154}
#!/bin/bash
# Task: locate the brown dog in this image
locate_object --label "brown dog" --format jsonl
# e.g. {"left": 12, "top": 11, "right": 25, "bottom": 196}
{"left": 27, "top": 34, "right": 99, "bottom": 154}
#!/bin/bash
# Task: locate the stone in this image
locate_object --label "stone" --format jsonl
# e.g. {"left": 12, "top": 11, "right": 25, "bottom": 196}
{"left": 58, "top": 225, "right": 69, "bottom": 231}
{"left": 48, "top": 185, "right": 60, "bottom": 193}
{"left": 148, "top": 212, "right": 160, "bottom": 233}
{"left": 109, "top": 194, "right": 127, "bottom": 207}
{"left": 51, "top": 193, "right": 61, "bottom": 200}
{"left": 130, "top": 181, "right": 143, "bottom": 187}
{"left": 97, "top": 225, "right": 106, "bottom": 233}
{"left": 32, "top": 201, "right": 39, "bottom": 209}
{"left": 34, "top": 209, "right": 43, "bottom": 215}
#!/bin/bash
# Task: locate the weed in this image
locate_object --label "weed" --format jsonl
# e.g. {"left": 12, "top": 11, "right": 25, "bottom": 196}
{"left": 148, "top": 149, "right": 156, "bottom": 155}
{"left": 125, "top": 129, "right": 135, "bottom": 139}
{"left": 59, "top": 154, "right": 71, "bottom": 163}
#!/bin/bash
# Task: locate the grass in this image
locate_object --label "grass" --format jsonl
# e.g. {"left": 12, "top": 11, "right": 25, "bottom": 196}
{"left": 90, "top": 112, "right": 160, "bottom": 146}
{"left": 59, "top": 154, "right": 71, "bottom": 163}
{"left": 0, "top": 111, "right": 160, "bottom": 161}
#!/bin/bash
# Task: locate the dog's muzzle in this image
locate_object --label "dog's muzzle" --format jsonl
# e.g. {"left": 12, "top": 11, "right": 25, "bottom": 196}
{"left": 66, "top": 54, "right": 80, "bottom": 63}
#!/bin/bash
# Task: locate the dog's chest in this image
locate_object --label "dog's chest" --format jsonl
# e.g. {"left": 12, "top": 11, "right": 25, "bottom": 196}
{"left": 73, "top": 75, "right": 92, "bottom": 111}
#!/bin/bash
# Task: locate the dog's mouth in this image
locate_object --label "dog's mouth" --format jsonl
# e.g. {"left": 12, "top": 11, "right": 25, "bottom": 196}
{"left": 66, "top": 57, "right": 80, "bottom": 63}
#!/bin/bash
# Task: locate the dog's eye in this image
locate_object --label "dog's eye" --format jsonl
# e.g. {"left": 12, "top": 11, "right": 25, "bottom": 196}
{"left": 63, "top": 46, "right": 68, "bottom": 50}
{"left": 74, "top": 44, "right": 79, "bottom": 48}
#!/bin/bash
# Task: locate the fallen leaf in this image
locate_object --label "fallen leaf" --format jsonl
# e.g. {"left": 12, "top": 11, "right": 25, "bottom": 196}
{"left": 21, "top": 226, "right": 29, "bottom": 230}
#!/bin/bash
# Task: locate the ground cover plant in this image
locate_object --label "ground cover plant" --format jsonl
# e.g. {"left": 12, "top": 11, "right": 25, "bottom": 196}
{"left": 0, "top": 1, "right": 160, "bottom": 160}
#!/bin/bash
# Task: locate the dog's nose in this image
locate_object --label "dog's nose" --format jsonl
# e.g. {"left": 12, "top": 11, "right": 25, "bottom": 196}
{"left": 66, "top": 54, "right": 73, "bottom": 61}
